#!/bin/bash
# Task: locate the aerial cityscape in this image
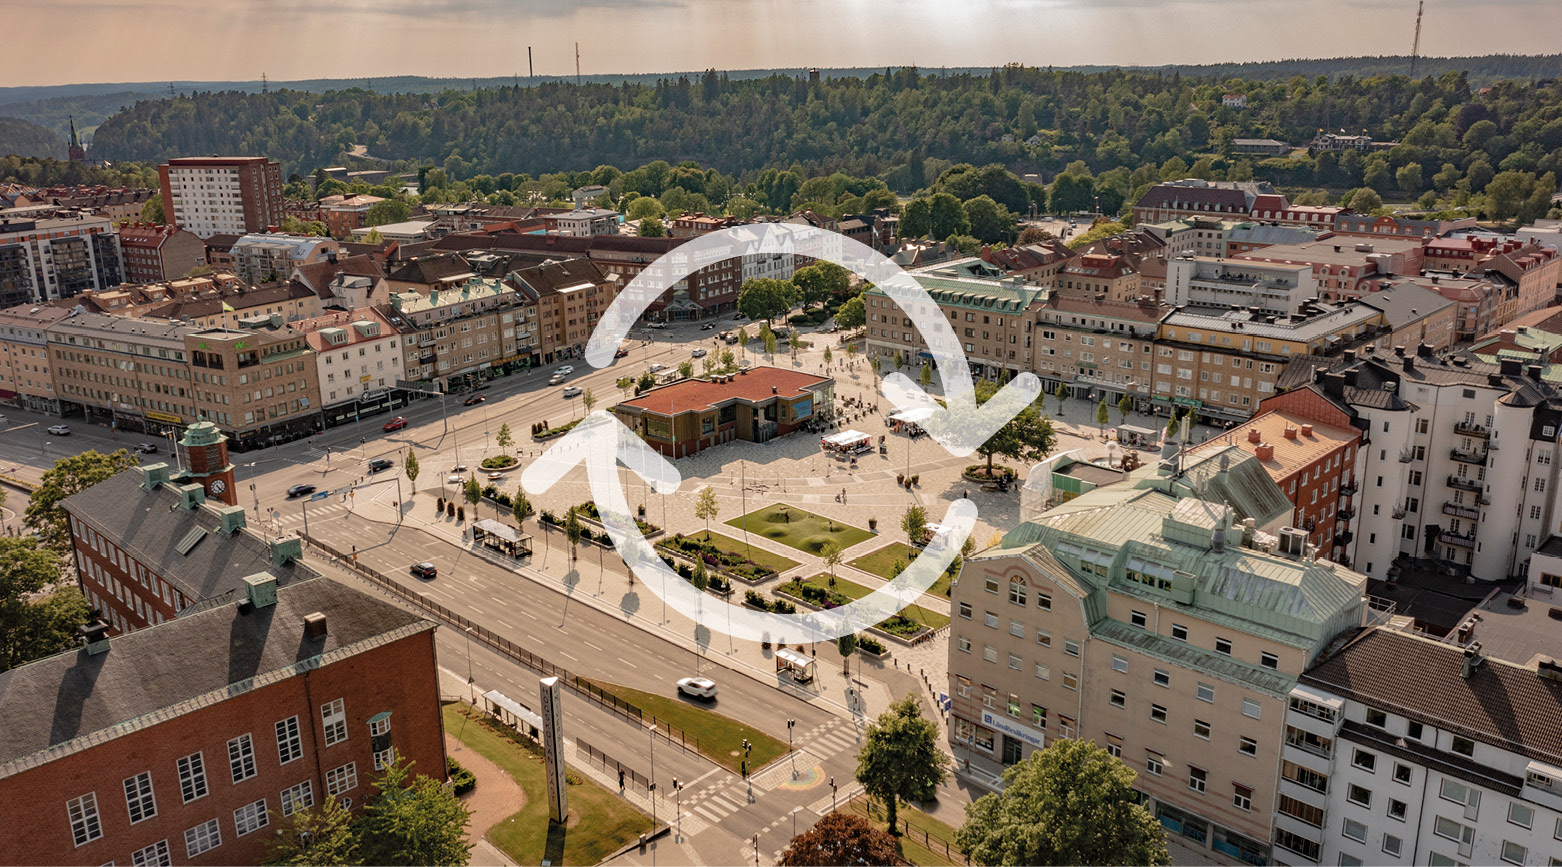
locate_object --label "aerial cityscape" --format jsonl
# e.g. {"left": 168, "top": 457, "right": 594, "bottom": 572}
{"left": 3, "top": 4, "right": 1562, "bottom": 867}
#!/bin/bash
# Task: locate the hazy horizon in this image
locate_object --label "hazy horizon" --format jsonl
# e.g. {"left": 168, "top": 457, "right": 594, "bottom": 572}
{"left": 5, "top": 0, "right": 1561, "bottom": 89}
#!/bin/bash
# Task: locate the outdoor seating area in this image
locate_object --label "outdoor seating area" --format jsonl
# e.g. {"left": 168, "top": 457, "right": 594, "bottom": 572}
{"left": 887, "top": 406, "right": 934, "bottom": 438}
{"left": 822, "top": 428, "right": 874, "bottom": 458}
{"left": 471, "top": 518, "right": 533, "bottom": 558}
{"left": 1116, "top": 424, "right": 1158, "bottom": 449}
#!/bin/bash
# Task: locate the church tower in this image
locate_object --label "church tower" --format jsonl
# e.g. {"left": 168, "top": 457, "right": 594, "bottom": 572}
{"left": 67, "top": 116, "right": 86, "bottom": 163}
{"left": 173, "top": 421, "right": 237, "bottom": 506}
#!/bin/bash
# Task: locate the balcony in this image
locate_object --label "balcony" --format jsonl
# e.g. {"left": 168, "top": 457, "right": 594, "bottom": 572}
{"left": 1333, "top": 530, "right": 1353, "bottom": 547}
{"left": 1392, "top": 504, "right": 1407, "bottom": 519}
{"left": 1450, "top": 448, "right": 1488, "bottom": 465}
{"left": 1448, "top": 475, "right": 1483, "bottom": 492}
{"left": 1336, "top": 506, "right": 1355, "bottom": 521}
{"left": 1338, "top": 481, "right": 1357, "bottom": 497}
{"left": 1442, "top": 532, "right": 1477, "bottom": 550}
{"left": 1443, "top": 502, "right": 1480, "bottom": 520}
{"left": 1454, "top": 421, "right": 1489, "bottom": 438}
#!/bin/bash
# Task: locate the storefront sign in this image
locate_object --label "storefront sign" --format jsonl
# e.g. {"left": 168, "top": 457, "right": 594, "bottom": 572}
{"left": 793, "top": 397, "right": 813, "bottom": 420}
{"left": 146, "top": 411, "right": 183, "bottom": 424}
{"left": 980, "top": 710, "right": 1045, "bottom": 749}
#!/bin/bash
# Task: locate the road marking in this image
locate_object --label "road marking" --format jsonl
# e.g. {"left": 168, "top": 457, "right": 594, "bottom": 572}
{"left": 559, "top": 650, "right": 578, "bottom": 661}
{"left": 583, "top": 641, "right": 602, "bottom": 652}
{"left": 690, "top": 767, "right": 721, "bottom": 786}
{"left": 470, "top": 605, "right": 485, "bottom": 615}
{"left": 496, "top": 620, "right": 513, "bottom": 630}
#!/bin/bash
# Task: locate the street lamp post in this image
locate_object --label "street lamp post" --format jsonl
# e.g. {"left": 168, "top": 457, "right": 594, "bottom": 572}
{"left": 830, "top": 776, "right": 837, "bottom": 812}
{"left": 300, "top": 498, "right": 310, "bottom": 538}
{"left": 464, "top": 627, "right": 474, "bottom": 702}
{"left": 791, "top": 805, "right": 801, "bottom": 839}
{"left": 672, "top": 778, "right": 683, "bottom": 842}
{"left": 647, "top": 725, "right": 658, "bottom": 826}
{"left": 787, "top": 718, "right": 795, "bottom": 779}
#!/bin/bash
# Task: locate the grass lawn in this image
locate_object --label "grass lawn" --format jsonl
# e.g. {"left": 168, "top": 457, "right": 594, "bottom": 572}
{"left": 725, "top": 504, "right": 873, "bottom": 556}
{"left": 844, "top": 795, "right": 968, "bottom": 866}
{"left": 442, "top": 703, "right": 652, "bottom": 866}
{"left": 784, "top": 574, "right": 950, "bottom": 632}
{"left": 849, "top": 543, "right": 957, "bottom": 598}
{"left": 679, "top": 529, "right": 801, "bottom": 575}
{"left": 580, "top": 680, "right": 790, "bottom": 774}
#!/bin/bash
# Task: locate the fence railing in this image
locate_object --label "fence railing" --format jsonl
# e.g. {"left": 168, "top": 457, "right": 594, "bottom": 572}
{"left": 843, "top": 794, "right": 968, "bottom": 864}
{"left": 577, "top": 738, "right": 651, "bottom": 793}
{"left": 300, "top": 532, "right": 701, "bottom": 758}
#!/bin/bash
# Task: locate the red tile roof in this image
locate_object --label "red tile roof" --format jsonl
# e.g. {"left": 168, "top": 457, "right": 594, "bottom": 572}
{"left": 617, "top": 367, "right": 831, "bottom": 415}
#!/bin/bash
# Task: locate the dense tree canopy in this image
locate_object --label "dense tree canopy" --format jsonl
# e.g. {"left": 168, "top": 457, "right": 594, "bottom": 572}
{"left": 26, "top": 450, "right": 140, "bottom": 553}
{"left": 0, "top": 536, "right": 91, "bottom": 672}
{"left": 778, "top": 813, "right": 906, "bottom": 866}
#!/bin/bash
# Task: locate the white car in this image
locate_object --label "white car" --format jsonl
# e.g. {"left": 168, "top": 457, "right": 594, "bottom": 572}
{"left": 47, "top": 424, "right": 70, "bottom": 435}
{"left": 447, "top": 474, "right": 463, "bottom": 484}
{"left": 562, "top": 386, "right": 583, "bottom": 398}
{"left": 548, "top": 374, "right": 567, "bottom": 385}
{"left": 676, "top": 677, "right": 717, "bottom": 700}
{"left": 554, "top": 365, "right": 574, "bottom": 376}
{"left": 691, "top": 348, "right": 708, "bottom": 358}
{"left": 648, "top": 362, "right": 667, "bottom": 373}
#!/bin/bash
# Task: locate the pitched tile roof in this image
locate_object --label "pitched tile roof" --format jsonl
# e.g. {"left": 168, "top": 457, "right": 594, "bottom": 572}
{"left": 1301, "top": 627, "right": 1562, "bottom": 767}
{"left": 616, "top": 367, "right": 832, "bottom": 415}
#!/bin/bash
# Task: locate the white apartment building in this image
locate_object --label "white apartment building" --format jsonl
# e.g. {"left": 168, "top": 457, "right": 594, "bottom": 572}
{"left": 158, "top": 157, "right": 284, "bottom": 239}
{"left": 1273, "top": 626, "right": 1562, "bottom": 867}
{"left": 294, "top": 309, "right": 406, "bottom": 422}
{"left": 1168, "top": 256, "right": 1318, "bottom": 317}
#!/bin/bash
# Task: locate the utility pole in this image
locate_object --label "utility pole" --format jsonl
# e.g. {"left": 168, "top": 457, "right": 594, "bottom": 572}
{"left": 528, "top": 47, "right": 534, "bottom": 80}
{"left": 168, "top": 82, "right": 176, "bottom": 98}
{"left": 575, "top": 42, "right": 581, "bottom": 85}
{"left": 1410, "top": 1, "right": 1424, "bottom": 77}
{"left": 261, "top": 72, "right": 268, "bottom": 94}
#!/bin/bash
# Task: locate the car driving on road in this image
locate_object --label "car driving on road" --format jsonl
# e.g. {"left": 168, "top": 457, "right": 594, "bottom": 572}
{"left": 368, "top": 458, "right": 394, "bottom": 473}
{"left": 648, "top": 362, "right": 667, "bottom": 372}
{"left": 691, "top": 348, "right": 708, "bottom": 358}
{"left": 382, "top": 417, "right": 408, "bottom": 432}
{"left": 134, "top": 442, "right": 158, "bottom": 454}
{"left": 463, "top": 394, "right": 486, "bottom": 406}
{"left": 614, "top": 347, "right": 630, "bottom": 358}
{"left": 676, "top": 677, "right": 717, "bottom": 700}
{"left": 286, "top": 484, "right": 317, "bottom": 498}
{"left": 548, "top": 374, "right": 567, "bottom": 385}
{"left": 562, "top": 386, "right": 582, "bottom": 398}
{"left": 47, "top": 424, "right": 70, "bottom": 435}
{"left": 554, "top": 365, "right": 574, "bottom": 376}
{"left": 410, "top": 562, "right": 437, "bottom": 579}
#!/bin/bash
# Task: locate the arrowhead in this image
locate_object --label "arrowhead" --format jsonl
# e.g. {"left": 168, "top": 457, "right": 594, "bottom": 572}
{"left": 521, "top": 411, "right": 681, "bottom": 497}
{"left": 882, "top": 371, "right": 1042, "bottom": 458}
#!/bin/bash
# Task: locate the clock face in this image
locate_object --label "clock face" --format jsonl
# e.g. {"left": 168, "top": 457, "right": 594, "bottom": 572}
{"left": 209, "top": 479, "right": 227, "bottom": 495}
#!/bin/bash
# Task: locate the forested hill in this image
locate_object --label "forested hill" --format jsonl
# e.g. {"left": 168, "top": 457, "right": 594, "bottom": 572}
{"left": 1159, "top": 54, "right": 1562, "bottom": 84}
{"left": 85, "top": 66, "right": 1562, "bottom": 187}
{"left": 0, "top": 117, "right": 64, "bottom": 160}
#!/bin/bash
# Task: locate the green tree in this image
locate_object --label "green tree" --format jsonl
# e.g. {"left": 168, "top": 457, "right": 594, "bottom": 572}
{"left": 1096, "top": 396, "right": 1110, "bottom": 436}
{"left": 694, "top": 485, "right": 720, "bottom": 539}
{"left": 1486, "top": 170, "right": 1533, "bottom": 223}
{"left": 365, "top": 199, "right": 412, "bottom": 227}
{"left": 792, "top": 262, "right": 850, "bottom": 310}
{"left": 972, "top": 379, "right": 1056, "bottom": 475}
{"left": 823, "top": 347, "right": 833, "bottom": 366}
{"left": 893, "top": 350, "right": 904, "bottom": 369}
{"left": 494, "top": 423, "right": 513, "bottom": 454}
{"left": 511, "top": 488, "right": 533, "bottom": 527}
{"left": 956, "top": 739, "right": 1169, "bottom": 867}
{"left": 1047, "top": 173, "right": 1094, "bottom": 214}
{"left": 1348, "top": 186, "right": 1383, "bottom": 213}
{"left": 463, "top": 475, "right": 481, "bottom": 512}
{"left": 403, "top": 449, "right": 419, "bottom": 491}
{"left": 821, "top": 541, "right": 843, "bottom": 587}
{"left": 140, "top": 193, "right": 165, "bottom": 224}
{"left": 763, "top": 328, "right": 779, "bottom": 360}
{"left": 856, "top": 695, "right": 949, "bottom": 833}
{"left": 905, "top": 192, "right": 968, "bottom": 239}
{"left": 1053, "top": 384, "right": 1069, "bottom": 416}
{"left": 27, "top": 450, "right": 139, "bottom": 553}
{"left": 264, "top": 794, "right": 361, "bottom": 866}
{"left": 637, "top": 369, "right": 657, "bottom": 391}
{"left": 901, "top": 504, "right": 929, "bottom": 545}
{"left": 280, "top": 215, "right": 328, "bottom": 236}
{"left": 581, "top": 388, "right": 597, "bottom": 415}
{"left": 778, "top": 812, "right": 905, "bottom": 867}
{"left": 677, "top": 360, "right": 694, "bottom": 379}
{"left": 837, "top": 633, "right": 857, "bottom": 675}
{"left": 353, "top": 756, "right": 474, "bottom": 867}
{"left": 920, "top": 363, "right": 933, "bottom": 389}
{"left": 0, "top": 536, "right": 90, "bottom": 673}
{"left": 963, "top": 195, "right": 1017, "bottom": 244}
{"left": 1396, "top": 162, "right": 1424, "bottom": 194}
{"left": 738, "top": 277, "right": 792, "bottom": 324}
{"left": 835, "top": 295, "right": 866, "bottom": 330}
{"left": 1164, "top": 410, "right": 1181, "bottom": 441}
{"left": 638, "top": 215, "right": 666, "bottom": 237}
{"left": 565, "top": 506, "right": 583, "bottom": 561}
{"left": 691, "top": 558, "right": 710, "bottom": 594}
{"left": 1117, "top": 392, "right": 1133, "bottom": 424}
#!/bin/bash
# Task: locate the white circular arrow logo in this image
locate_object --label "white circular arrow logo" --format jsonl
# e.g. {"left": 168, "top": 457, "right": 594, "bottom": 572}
{"left": 521, "top": 224, "right": 1040, "bottom": 642}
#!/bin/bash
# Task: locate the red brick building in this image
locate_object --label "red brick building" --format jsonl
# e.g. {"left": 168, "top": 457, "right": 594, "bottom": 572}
{"left": 158, "top": 157, "right": 285, "bottom": 240}
{"left": 0, "top": 577, "right": 444, "bottom": 867}
{"left": 116, "top": 221, "right": 208, "bottom": 283}
{"left": 612, "top": 367, "right": 834, "bottom": 457}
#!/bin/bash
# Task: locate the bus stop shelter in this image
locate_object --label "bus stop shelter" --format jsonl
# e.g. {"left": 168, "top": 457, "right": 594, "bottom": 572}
{"left": 775, "top": 648, "right": 817, "bottom": 683}
{"left": 472, "top": 518, "right": 533, "bottom": 558}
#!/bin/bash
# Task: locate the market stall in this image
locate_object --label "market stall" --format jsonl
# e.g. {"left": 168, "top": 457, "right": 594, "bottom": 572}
{"left": 821, "top": 429, "right": 873, "bottom": 456}
{"left": 887, "top": 406, "right": 935, "bottom": 436}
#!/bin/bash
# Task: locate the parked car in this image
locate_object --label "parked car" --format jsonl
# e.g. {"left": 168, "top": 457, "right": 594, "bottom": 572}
{"left": 0, "top": 414, "right": 8, "bottom": 426}
{"left": 648, "top": 362, "right": 667, "bottom": 372}
{"left": 554, "top": 365, "right": 575, "bottom": 376}
{"left": 446, "top": 474, "right": 464, "bottom": 484}
{"left": 548, "top": 374, "right": 567, "bottom": 385}
{"left": 47, "top": 424, "right": 70, "bottom": 435}
{"left": 732, "top": 313, "right": 747, "bottom": 321}
{"left": 134, "top": 442, "right": 158, "bottom": 454}
{"left": 382, "top": 417, "right": 408, "bottom": 432}
{"left": 487, "top": 472, "right": 505, "bottom": 481}
{"left": 691, "top": 348, "right": 708, "bottom": 358}
{"left": 286, "top": 484, "right": 317, "bottom": 498}
{"left": 368, "top": 458, "right": 394, "bottom": 473}
{"left": 410, "top": 562, "right": 437, "bottom": 580}
{"left": 464, "top": 394, "right": 486, "bottom": 406}
{"left": 562, "top": 386, "right": 582, "bottom": 398}
{"left": 451, "top": 464, "right": 468, "bottom": 473}
{"left": 676, "top": 677, "right": 717, "bottom": 700}
{"left": 614, "top": 347, "right": 630, "bottom": 358}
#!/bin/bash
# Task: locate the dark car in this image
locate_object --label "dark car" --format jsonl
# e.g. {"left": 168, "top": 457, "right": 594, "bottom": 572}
{"left": 700, "top": 322, "right": 716, "bottom": 330}
{"left": 382, "top": 416, "right": 409, "bottom": 432}
{"left": 368, "top": 458, "right": 394, "bottom": 473}
{"left": 410, "top": 562, "right": 437, "bottom": 579}
{"left": 286, "top": 484, "right": 317, "bottom": 498}
{"left": 464, "top": 394, "right": 486, "bottom": 406}
{"left": 614, "top": 347, "right": 630, "bottom": 358}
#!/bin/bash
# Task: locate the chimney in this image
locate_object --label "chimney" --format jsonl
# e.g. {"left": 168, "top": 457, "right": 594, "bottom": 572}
{"left": 1283, "top": 426, "right": 1298, "bottom": 440}
{"left": 1393, "top": 345, "right": 1406, "bottom": 358}
{"left": 1344, "top": 349, "right": 1357, "bottom": 363}
{"left": 1255, "top": 442, "right": 1275, "bottom": 461}
{"left": 270, "top": 534, "right": 303, "bottom": 568}
{"left": 137, "top": 462, "right": 170, "bottom": 491}
{"left": 1247, "top": 427, "right": 1262, "bottom": 443}
{"left": 772, "top": 386, "right": 778, "bottom": 394}
{"left": 1460, "top": 643, "right": 1485, "bottom": 680}
{"left": 1301, "top": 423, "right": 1313, "bottom": 437}
{"left": 1323, "top": 370, "right": 1347, "bottom": 398}
{"left": 1527, "top": 364, "right": 1543, "bottom": 382}
{"left": 304, "top": 612, "right": 328, "bottom": 641}
{"left": 79, "top": 619, "right": 111, "bottom": 655}
{"left": 241, "top": 573, "right": 278, "bottom": 610}
{"left": 1501, "top": 358, "right": 1523, "bottom": 376}
{"left": 1403, "top": 355, "right": 1415, "bottom": 373}
{"left": 1418, "top": 343, "right": 1434, "bottom": 358}
{"left": 216, "top": 504, "right": 246, "bottom": 535}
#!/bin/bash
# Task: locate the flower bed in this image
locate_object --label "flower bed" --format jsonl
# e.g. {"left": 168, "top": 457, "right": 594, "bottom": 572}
{"left": 533, "top": 418, "right": 584, "bottom": 441}
{"left": 656, "top": 533, "right": 784, "bottom": 585}
{"left": 772, "top": 576, "right": 938, "bottom": 646}
{"left": 565, "top": 502, "right": 663, "bottom": 538}
{"left": 962, "top": 464, "right": 1016, "bottom": 482}
{"left": 481, "top": 455, "right": 519, "bottom": 470}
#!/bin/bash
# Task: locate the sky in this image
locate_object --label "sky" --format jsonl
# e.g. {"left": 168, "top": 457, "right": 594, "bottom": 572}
{"left": 4, "top": 0, "right": 1561, "bottom": 87}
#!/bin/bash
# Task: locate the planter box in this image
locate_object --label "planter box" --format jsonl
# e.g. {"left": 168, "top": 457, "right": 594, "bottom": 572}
{"left": 655, "top": 544, "right": 777, "bottom": 587}
{"left": 577, "top": 512, "right": 664, "bottom": 541}
{"left": 773, "top": 588, "right": 929, "bottom": 648}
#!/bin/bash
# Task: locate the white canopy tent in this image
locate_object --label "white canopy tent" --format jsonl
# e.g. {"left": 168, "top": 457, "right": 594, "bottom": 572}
{"left": 887, "top": 407, "right": 935, "bottom": 424}
{"left": 822, "top": 429, "right": 871, "bottom": 448}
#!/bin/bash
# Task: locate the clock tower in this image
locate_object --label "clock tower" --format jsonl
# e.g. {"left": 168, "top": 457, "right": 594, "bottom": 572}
{"left": 173, "top": 421, "right": 237, "bottom": 506}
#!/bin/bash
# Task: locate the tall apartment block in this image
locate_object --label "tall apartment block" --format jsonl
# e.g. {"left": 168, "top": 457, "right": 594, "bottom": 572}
{"left": 158, "top": 157, "right": 285, "bottom": 240}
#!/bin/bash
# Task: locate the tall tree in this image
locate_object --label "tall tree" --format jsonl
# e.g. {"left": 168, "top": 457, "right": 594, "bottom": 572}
{"left": 494, "top": 423, "right": 513, "bottom": 454}
{"left": 792, "top": 263, "right": 850, "bottom": 310}
{"left": 694, "top": 486, "right": 720, "bottom": 539}
{"left": 963, "top": 195, "right": 1017, "bottom": 244}
{"left": 837, "top": 633, "right": 857, "bottom": 675}
{"left": 972, "top": 379, "right": 1056, "bottom": 475}
{"left": 1096, "top": 397, "right": 1110, "bottom": 436}
{"left": 901, "top": 504, "right": 929, "bottom": 545}
{"left": 27, "top": 450, "right": 139, "bottom": 553}
{"left": 140, "top": 193, "right": 165, "bottom": 225}
{"left": 353, "top": 757, "right": 474, "bottom": 867}
{"left": 581, "top": 388, "right": 597, "bottom": 415}
{"left": 638, "top": 215, "right": 666, "bottom": 237}
{"left": 856, "top": 695, "right": 949, "bottom": 833}
{"left": 403, "top": 449, "right": 419, "bottom": 491}
{"left": 511, "top": 488, "right": 533, "bottom": 527}
{"left": 835, "top": 295, "right": 866, "bottom": 330}
{"left": 738, "top": 277, "right": 792, "bottom": 324}
{"left": 955, "top": 739, "right": 1169, "bottom": 867}
{"left": 778, "top": 812, "right": 906, "bottom": 867}
{"left": 821, "top": 541, "right": 843, "bottom": 587}
{"left": 0, "top": 536, "right": 90, "bottom": 673}
{"left": 565, "top": 506, "right": 583, "bottom": 561}
{"left": 264, "top": 795, "right": 361, "bottom": 866}
{"left": 365, "top": 199, "right": 412, "bottom": 227}
{"left": 1117, "top": 393, "right": 1133, "bottom": 425}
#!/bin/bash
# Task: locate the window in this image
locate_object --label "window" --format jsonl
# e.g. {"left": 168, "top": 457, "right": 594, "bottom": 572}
{"left": 958, "top": 602, "right": 972, "bottom": 619}
{"left": 1383, "top": 834, "right": 1403, "bottom": 857}
{"left": 1131, "top": 610, "right": 1147, "bottom": 628}
{"left": 228, "top": 733, "right": 257, "bottom": 783}
{"left": 984, "top": 611, "right": 999, "bottom": 628}
{"left": 1034, "top": 662, "right": 1049, "bottom": 679}
{"left": 280, "top": 781, "right": 314, "bottom": 817}
{"left": 276, "top": 717, "right": 303, "bottom": 765}
{"left": 1508, "top": 803, "right": 1534, "bottom": 829}
{"left": 1106, "top": 742, "right": 1121, "bottom": 759}
{"left": 1451, "top": 736, "right": 1475, "bottom": 756}
{"left": 1274, "top": 828, "right": 1320, "bottom": 860}
{"left": 1153, "top": 669, "right": 1170, "bottom": 687}
{"left": 1365, "top": 708, "right": 1387, "bottom": 727}
{"left": 233, "top": 799, "right": 269, "bottom": 836}
{"left": 1036, "top": 593, "right": 1051, "bottom": 610}
{"left": 1032, "top": 705, "right": 1047, "bottom": 728}
{"left": 1112, "top": 654, "right": 1128, "bottom": 673}
{"left": 1434, "top": 816, "right": 1473, "bottom": 845}
{"left": 1239, "top": 736, "right": 1258, "bottom": 757}
{"left": 1352, "top": 749, "right": 1378, "bottom": 772}
{"left": 1197, "top": 683, "right": 1215, "bottom": 702}
{"left": 185, "top": 818, "right": 222, "bottom": 858}
{"left": 984, "top": 576, "right": 999, "bottom": 594}
{"left": 1501, "top": 841, "right": 1527, "bottom": 865}
{"left": 957, "top": 636, "right": 971, "bottom": 653}
{"left": 1171, "top": 623, "right": 1188, "bottom": 641}
{"left": 1342, "top": 818, "right": 1368, "bottom": 843}
{"left": 1215, "top": 637, "right": 1232, "bottom": 655}
{"left": 1037, "top": 630, "right": 1052, "bottom": 647}
{"left": 1394, "top": 763, "right": 1412, "bottom": 784}
{"left": 1008, "top": 653, "right": 1022, "bottom": 670}
{"left": 1233, "top": 783, "right": 1252, "bottom": 811}
{"left": 1150, "top": 704, "right": 1167, "bottom": 723}
{"left": 1188, "top": 766, "right": 1207, "bottom": 793}
{"left": 1062, "top": 672, "right": 1079, "bottom": 690}
{"left": 326, "top": 763, "right": 358, "bottom": 796}
{"left": 1109, "top": 688, "right": 1127, "bottom": 707}
{"left": 322, "top": 698, "right": 347, "bottom": 746}
{"left": 1008, "top": 581, "right": 1026, "bottom": 606}
{"left": 1146, "top": 754, "right": 1163, "bottom": 775}
{"left": 983, "top": 645, "right": 998, "bottom": 663}
{"left": 68, "top": 793, "right": 103, "bottom": 846}
{"left": 132, "top": 839, "right": 172, "bottom": 867}
{"left": 1347, "top": 784, "right": 1372, "bottom": 807}
{"left": 1260, "top": 652, "right": 1279, "bottom": 669}
{"left": 1063, "top": 639, "right": 1080, "bottom": 657}
{"left": 1194, "top": 719, "right": 1211, "bottom": 740}
{"left": 1009, "top": 620, "right": 1024, "bottom": 638}
{"left": 124, "top": 771, "right": 158, "bottom": 824}
{"left": 1388, "top": 799, "right": 1408, "bottom": 820}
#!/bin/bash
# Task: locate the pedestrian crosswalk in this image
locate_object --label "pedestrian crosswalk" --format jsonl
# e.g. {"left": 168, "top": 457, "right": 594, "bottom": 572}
{"left": 799, "top": 719, "right": 861, "bottom": 761}
{"left": 684, "top": 774, "right": 756, "bottom": 823}
{"left": 277, "top": 499, "right": 353, "bottom": 525}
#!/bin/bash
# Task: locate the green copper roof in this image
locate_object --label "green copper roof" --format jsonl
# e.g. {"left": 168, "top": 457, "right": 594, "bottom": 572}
{"left": 865, "top": 275, "right": 1045, "bottom": 314}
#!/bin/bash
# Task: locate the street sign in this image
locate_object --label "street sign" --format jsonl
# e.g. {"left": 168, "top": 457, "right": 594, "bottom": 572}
{"left": 309, "top": 491, "right": 330, "bottom": 501}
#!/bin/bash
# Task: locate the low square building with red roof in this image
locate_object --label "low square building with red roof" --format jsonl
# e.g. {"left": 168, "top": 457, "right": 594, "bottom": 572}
{"left": 612, "top": 367, "right": 834, "bottom": 458}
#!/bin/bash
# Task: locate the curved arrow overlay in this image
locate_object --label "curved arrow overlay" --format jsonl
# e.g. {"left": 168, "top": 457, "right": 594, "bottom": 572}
{"left": 521, "top": 412, "right": 974, "bottom": 642}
